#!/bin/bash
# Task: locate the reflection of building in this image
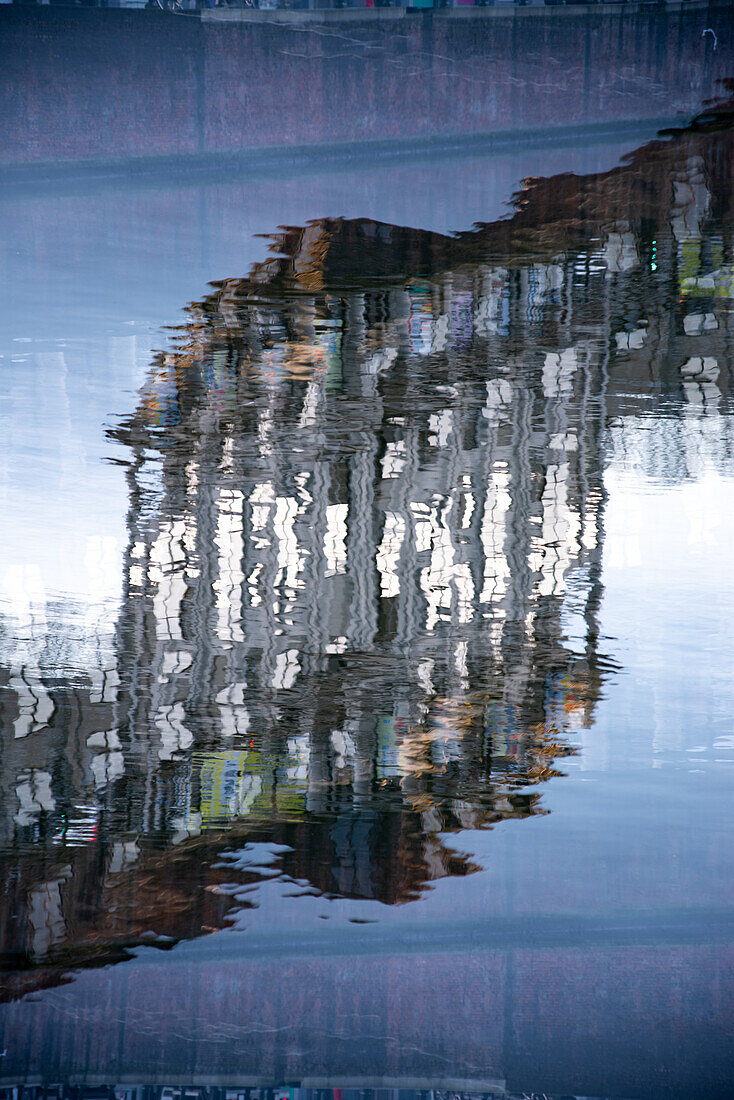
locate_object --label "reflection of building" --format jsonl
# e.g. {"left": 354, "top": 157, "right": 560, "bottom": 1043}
{"left": 2, "top": 116, "right": 734, "bottom": 998}
{"left": 111, "top": 242, "right": 608, "bottom": 844}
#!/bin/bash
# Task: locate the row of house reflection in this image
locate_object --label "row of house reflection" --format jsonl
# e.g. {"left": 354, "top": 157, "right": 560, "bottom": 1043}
{"left": 1, "top": 118, "right": 733, "bottom": 991}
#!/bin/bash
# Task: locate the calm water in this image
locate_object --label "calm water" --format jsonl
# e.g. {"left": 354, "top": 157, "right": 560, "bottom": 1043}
{"left": 1, "top": 126, "right": 733, "bottom": 1098}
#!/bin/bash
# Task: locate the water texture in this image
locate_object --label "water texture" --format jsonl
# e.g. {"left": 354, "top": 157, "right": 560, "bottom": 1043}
{"left": 0, "top": 122, "right": 733, "bottom": 1096}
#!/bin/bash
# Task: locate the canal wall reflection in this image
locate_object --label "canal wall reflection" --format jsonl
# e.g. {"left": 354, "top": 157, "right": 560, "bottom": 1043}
{"left": 1, "top": 5, "right": 732, "bottom": 170}
{"left": 2, "top": 935, "right": 733, "bottom": 1096}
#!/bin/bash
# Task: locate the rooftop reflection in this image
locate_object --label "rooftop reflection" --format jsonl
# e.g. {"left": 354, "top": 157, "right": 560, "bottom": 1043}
{"left": 1, "top": 112, "right": 733, "bottom": 1031}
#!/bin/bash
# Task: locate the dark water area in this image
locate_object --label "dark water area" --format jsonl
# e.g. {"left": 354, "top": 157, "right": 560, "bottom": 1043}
{"left": 1, "top": 124, "right": 734, "bottom": 1097}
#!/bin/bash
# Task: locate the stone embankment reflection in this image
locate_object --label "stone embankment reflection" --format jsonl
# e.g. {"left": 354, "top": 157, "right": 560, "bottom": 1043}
{"left": 1, "top": 115, "right": 733, "bottom": 1001}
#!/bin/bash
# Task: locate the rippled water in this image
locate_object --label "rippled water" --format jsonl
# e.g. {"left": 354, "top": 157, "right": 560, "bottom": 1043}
{"left": 1, "top": 125, "right": 733, "bottom": 1097}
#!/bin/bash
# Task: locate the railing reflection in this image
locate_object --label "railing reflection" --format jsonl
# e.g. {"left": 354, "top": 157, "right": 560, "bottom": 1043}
{"left": 27, "top": 2, "right": 661, "bottom": 12}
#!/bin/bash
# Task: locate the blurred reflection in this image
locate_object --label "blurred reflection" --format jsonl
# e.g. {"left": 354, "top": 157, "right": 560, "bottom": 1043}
{"left": 1, "top": 115, "right": 732, "bottom": 1002}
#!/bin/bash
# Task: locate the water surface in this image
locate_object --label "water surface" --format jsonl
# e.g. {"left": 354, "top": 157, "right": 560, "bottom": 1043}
{"left": 1, "top": 126, "right": 733, "bottom": 1097}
